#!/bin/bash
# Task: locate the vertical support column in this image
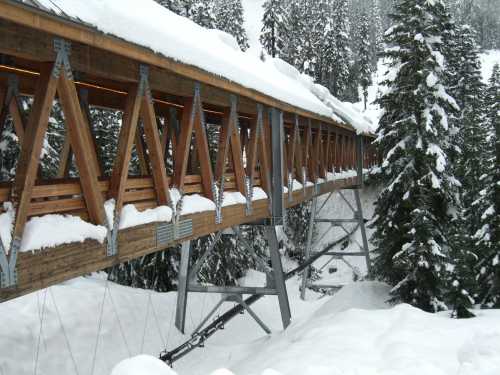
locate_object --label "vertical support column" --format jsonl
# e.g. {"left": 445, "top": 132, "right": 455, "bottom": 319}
{"left": 356, "top": 135, "right": 364, "bottom": 188}
{"left": 175, "top": 241, "right": 191, "bottom": 334}
{"left": 354, "top": 189, "right": 371, "bottom": 275}
{"left": 300, "top": 197, "right": 317, "bottom": 300}
{"left": 265, "top": 226, "right": 291, "bottom": 329}
{"left": 270, "top": 108, "right": 284, "bottom": 225}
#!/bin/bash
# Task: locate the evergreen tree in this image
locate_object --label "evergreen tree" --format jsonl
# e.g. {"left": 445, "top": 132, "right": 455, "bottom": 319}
{"left": 189, "top": 0, "right": 216, "bottom": 29}
{"left": 445, "top": 26, "right": 487, "bottom": 317}
{"left": 282, "top": 0, "right": 305, "bottom": 69}
{"left": 369, "top": 0, "right": 384, "bottom": 68}
{"left": 329, "top": 0, "right": 352, "bottom": 100}
{"left": 357, "top": 12, "right": 372, "bottom": 110}
{"left": 155, "top": 0, "right": 185, "bottom": 16}
{"left": 260, "top": 0, "right": 288, "bottom": 58}
{"left": 475, "top": 64, "right": 500, "bottom": 307}
{"left": 215, "top": 0, "right": 250, "bottom": 51}
{"left": 371, "top": 0, "right": 459, "bottom": 312}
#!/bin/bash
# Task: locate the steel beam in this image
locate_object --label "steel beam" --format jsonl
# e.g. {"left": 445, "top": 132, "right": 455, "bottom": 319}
{"left": 301, "top": 197, "right": 317, "bottom": 300}
{"left": 187, "top": 285, "right": 278, "bottom": 295}
{"left": 270, "top": 108, "right": 285, "bottom": 225}
{"left": 266, "top": 226, "right": 291, "bottom": 329}
{"left": 175, "top": 241, "right": 191, "bottom": 334}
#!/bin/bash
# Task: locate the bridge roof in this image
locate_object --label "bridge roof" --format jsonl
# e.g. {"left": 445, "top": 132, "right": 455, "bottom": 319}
{"left": 6, "top": 0, "right": 373, "bottom": 134}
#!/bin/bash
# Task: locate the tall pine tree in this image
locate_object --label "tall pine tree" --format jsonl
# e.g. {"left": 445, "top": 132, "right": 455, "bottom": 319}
{"left": 260, "top": 0, "right": 287, "bottom": 58}
{"left": 371, "top": 0, "right": 459, "bottom": 312}
{"left": 215, "top": 0, "right": 250, "bottom": 51}
{"left": 475, "top": 64, "right": 500, "bottom": 307}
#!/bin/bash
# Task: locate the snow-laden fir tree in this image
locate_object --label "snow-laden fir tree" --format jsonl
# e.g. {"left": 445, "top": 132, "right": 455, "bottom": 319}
{"left": 155, "top": 0, "right": 185, "bottom": 16}
{"left": 356, "top": 11, "right": 372, "bottom": 110}
{"left": 475, "top": 64, "right": 500, "bottom": 307}
{"left": 282, "top": 0, "right": 305, "bottom": 69}
{"left": 260, "top": 0, "right": 287, "bottom": 58}
{"left": 371, "top": 0, "right": 460, "bottom": 312}
{"left": 444, "top": 25, "right": 487, "bottom": 317}
{"left": 369, "top": 0, "right": 384, "bottom": 68}
{"left": 215, "top": 0, "right": 249, "bottom": 51}
{"left": 188, "top": 0, "right": 216, "bottom": 29}
{"left": 329, "top": 0, "right": 352, "bottom": 100}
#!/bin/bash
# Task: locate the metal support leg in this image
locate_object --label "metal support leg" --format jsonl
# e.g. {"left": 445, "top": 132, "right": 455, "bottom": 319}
{"left": 354, "top": 189, "right": 371, "bottom": 275}
{"left": 266, "top": 226, "right": 291, "bottom": 329}
{"left": 175, "top": 241, "right": 191, "bottom": 333}
{"left": 301, "top": 197, "right": 317, "bottom": 300}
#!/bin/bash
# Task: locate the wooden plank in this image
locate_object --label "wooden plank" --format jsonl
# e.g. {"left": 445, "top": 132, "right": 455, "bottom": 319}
{"left": 229, "top": 122, "right": 245, "bottom": 195}
{"left": 56, "top": 132, "right": 72, "bottom": 178}
{"left": 12, "top": 63, "right": 58, "bottom": 240}
{"left": 173, "top": 97, "right": 195, "bottom": 191}
{"left": 215, "top": 107, "right": 232, "bottom": 183}
{"left": 109, "top": 83, "right": 142, "bottom": 214}
{"left": 245, "top": 115, "right": 259, "bottom": 186}
{"left": 140, "top": 95, "right": 170, "bottom": 205}
{"left": 134, "top": 126, "right": 150, "bottom": 175}
{"left": 192, "top": 90, "right": 214, "bottom": 200}
{"left": 8, "top": 96, "right": 25, "bottom": 142}
{"left": 0, "top": 86, "right": 7, "bottom": 138}
{"left": 57, "top": 71, "right": 106, "bottom": 225}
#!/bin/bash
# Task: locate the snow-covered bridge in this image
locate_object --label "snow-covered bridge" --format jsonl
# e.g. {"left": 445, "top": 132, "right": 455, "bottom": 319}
{"left": 0, "top": 0, "right": 376, "bottom": 317}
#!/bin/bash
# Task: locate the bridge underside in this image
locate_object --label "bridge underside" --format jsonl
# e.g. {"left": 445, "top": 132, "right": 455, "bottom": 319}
{"left": 0, "top": 1, "right": 376, "bottom": 303}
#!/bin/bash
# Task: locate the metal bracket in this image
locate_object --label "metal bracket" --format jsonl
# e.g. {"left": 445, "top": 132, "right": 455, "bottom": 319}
{"left": 0, "top": 237, "right": 20, "bottom": 289}
{"left": 302, "top": 167, "right": 307, "bottom": 196}
{"left": 156, "top": 219, "right": 193, "bottom": 246}
{"left": 139, "top": 64, "right": 152, "bottom": 103}
{"left": 212, "top": 179, "right": 224, "bottom": 225}
{"left": 52, "top": 38, "right": 73, "bottom": 80}
{"left": 106, "top": 214, "right": 120, "bottom": 257}
{"left": 244, "top": 176, "right": 253, "bottom": 215}
{"left": 287, "top": 172, "right": 293, "bottom": 203}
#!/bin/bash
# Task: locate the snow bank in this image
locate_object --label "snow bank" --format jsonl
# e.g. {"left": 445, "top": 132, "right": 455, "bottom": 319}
{"left": 104, "top": 199, "right": 172, "bottom": 230}
{"left": 252, "top": 187, "right": 268, "bottom": 200}
{"left": 20, "top": 214, "right": 107, "bottom": 253}
{"left": 222, "top": 191, "right": 246, "bottom": 207}
{"left": 110, "top": 355, "right": 176, "bottom": 375}
{"left": 170, "top": 188, "right": 216, "bottom": 215}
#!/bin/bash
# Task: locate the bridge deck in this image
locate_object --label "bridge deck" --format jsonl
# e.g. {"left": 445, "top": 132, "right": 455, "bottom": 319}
{"left": 0, "top": 1, "right": 377, "bottom": 302}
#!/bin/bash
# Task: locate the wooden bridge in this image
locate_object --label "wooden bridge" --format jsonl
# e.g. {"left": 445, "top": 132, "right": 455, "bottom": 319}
{"left": 0, "top": 0, "right": 376, "bottom": 312}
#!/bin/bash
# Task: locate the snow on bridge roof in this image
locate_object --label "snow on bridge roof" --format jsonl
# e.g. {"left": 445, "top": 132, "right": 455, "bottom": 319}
{"left": 16, "top": 0, "right": 374, "bottom": 134}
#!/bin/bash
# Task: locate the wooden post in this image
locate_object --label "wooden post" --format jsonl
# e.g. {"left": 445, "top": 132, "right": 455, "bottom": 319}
{"left": 57, "top": 73, "right": 106, "bottom": 225}
{"left": 140, "top": 96, "right": 170, "bottom": 205}
{"left": 173, "top": 84, "right": 214, "bottom": 199}
{"left": 12, "top": 64, "right": 58, "bottom": 240}
{"left": 109, "top": 83, "right": 142, "bottom": 214}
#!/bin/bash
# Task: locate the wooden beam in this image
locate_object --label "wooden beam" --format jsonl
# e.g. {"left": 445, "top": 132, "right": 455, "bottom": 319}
{"left": 56, "top": 133, "right": 72, "bottom": 178}
{"left": 12, "top": 63, "right": 58, "bottom": 240}
{"left": 140, "top": 95, "right": 170, "bottom": 205}
{"left": 57, "top": 72, "right": 106, "bottom": 225}
{"left": 109, "top": 83, "right": 142, "bottom": 214}
{"left": 173, "top": 97, "right": 194, "bottom": 191}
{"left": 134, "top": 125, "right": 150, "bottom": 175}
